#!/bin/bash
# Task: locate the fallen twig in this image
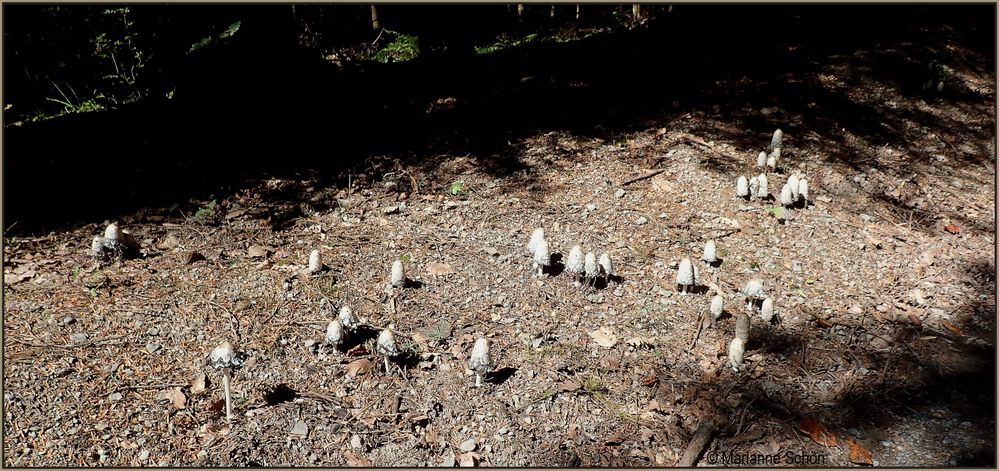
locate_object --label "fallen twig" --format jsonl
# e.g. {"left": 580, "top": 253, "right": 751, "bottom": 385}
{"left": 677, "top": 421, "right": 717, "bottom": 466}
{"left": 618, "top": 169, "right": 665, "bottom": 187}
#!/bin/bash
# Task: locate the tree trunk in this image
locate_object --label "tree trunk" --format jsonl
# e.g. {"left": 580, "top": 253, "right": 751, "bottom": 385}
{"left": 370, "top": 5, "right": 381, "bottom": 30}
{"left": 632, "top": 4, "right": 643, "bottom": 23}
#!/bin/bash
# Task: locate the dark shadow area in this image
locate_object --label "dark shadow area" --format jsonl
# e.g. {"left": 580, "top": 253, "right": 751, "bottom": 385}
{"left": 342, "top": 325, "right": 380, "bottom": 351}
{"left": 403, "top": 278, "right": 424, "bottom": 290}
{"left": 487, "top": 366, "right": 518, "bottom": 385}
{"left": 4, "top": 5, "right": 993, "bottom": 237}
{"left": 390, "top": 350, "right": 421, "bottom": 371}
{"left": 546, "top": 252, "right": 565, "bottom": 277}
{"left": 262, "top": 383, "right": 298, "bottom": 406}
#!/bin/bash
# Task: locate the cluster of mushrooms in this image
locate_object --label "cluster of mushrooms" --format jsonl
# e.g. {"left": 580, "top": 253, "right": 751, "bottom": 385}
{"left": 528, "top": 228, "right": 614, "bottom": 287}
{"left": 93, "top": 130, "right": 808, "bottom": 425}
{"left": 735, "top": 129, "right": 813, "bottom": 222}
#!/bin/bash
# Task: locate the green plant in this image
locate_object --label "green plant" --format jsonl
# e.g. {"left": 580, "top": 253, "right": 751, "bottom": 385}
{"left": 193, "top": 199, "right": 217, "bottom": 220}
{"left": 188, "top": 21, "right": 241, "bottom": 54}
{"left": 766, "top": 206, "right": 783, "bottom": 218}
{"left": 372, "top": 32, "right": 419, "bottom": 63}
{"left": 447, "top": 180, "right": 464, "bottom": 196}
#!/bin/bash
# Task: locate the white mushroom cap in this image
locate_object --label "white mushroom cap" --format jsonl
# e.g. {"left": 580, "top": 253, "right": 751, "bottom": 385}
{"left": 308, "top": 250, "right": 322, "bottom": 273}
{"left": 771, "top": 128, "right": 783, "bottom": 150}
{"left": 376, "top": 329, "right": 398, "bottom": 357}
{"left": 338, "top": 306, "right": 360, "bottom": 331}
{"left": 207, "top": 341, "right": 245, "bottom": 370}
{"left": 532, "top": 239, "right": 550, "bottom": 267}
{"left": 598, "top": 253, "right": 614, "bottom": 277}
{"left": 787, "top": 174, "right": 800, "bottom": 200}
{"left": 728, "top": 338, "right": 745, "bottom": 372}
{"left": 104, "top": 223, "right": 122, "bottom": 242}
{"left": 584, "top": 252, "right": 598, "bottom": 277}
{"left": 761, "top": 297, "right": 775, "bottom": 323}
{"left": 798, "top": 178, "right": 809, "bottom": 203}
{"left": 702, "top": 240, "right": 717, "bottom": 263}
{"left": 325, "top": 319, "right": 345, "bottom": 346}
{"left": 766, "top": 154, "right": 777, "bottom": 170}
{"left": 390, "top": 260, "right": 405, "bottom": 287}
{"left": 757, "top": 174, "right": 769, "bottom": 198}
{"left": 780, "top": 183, "right": 794, "bottom": 207}
{"left": 566, "top": 246, "right": 584, "bottom": 274}
{"left": 710, "top": 295, "right": 724, "bottom": 319}
{"left": 742, "top": 279, "right": 766, "bottom": 300}
{"left": 468, "top": 338, "right": 492, "bottom": 374}
{"left": 527, "top": 228, "right": 545, "bottom": 254}
{"left": 90, "top": 236, "right": 105, "bottom": 258}
{"left": 677, "top": 258, "right": 694, "bottom": 286}
{"left": 736, "top": 176, "right": 749, "bottom": 197}
{"left": 757, "top": 151, "right": 767, "bottom": 168}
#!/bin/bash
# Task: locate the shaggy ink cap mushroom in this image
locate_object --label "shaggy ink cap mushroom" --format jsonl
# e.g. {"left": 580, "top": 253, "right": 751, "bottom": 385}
{"left": 735, "top": 312, "right": 750, "bottom": 344}
{"left": 377, "top": 328, "right": 398, "bottom": 373}
{"left": 702, "top": 240, "right": 717, "bottom": 264}
{"left": 308, "top": 250, "right": 322, "bottom": 273}
{"left": 761, "top": 298, "right": 775, "bottom": 323}
{"left": 757, "top": 174, "right": 769, "bottom": 199}
{"left": 677, "top": 258, "right": 695, "bottom": 294}
{"left": 780, "top": 183, "right": 794, "bottom": 207}
{"left": 325, "top": 319, "right": 345, "bottom": 347}
{"left": 598, "top": 253, "right": 614, "bottom": 278}
{"left": 391, "top": 260, "right": 405, "bottom": 288}
{"left": 787, "top": 174, "right": 800, "bottom": 200}
{"left": 736, "top": 176, "right": 750, "bottom": 198}
{"left": 710, "top": 295, "right": 724, "bottom": 320}
{"left": 584, "top": 252, "right": 599, "bottom": 284}
{"left": 207, "top": 341, "right": 246, "bottom": 371}
{"left": 749, "top": 176, "right": 759, "bottom": 200}
{"left": 567, "top": 246, "right": 584, "bottom": 274}
{"left": 771, "top": 129, "right": 783, "bottom": 150}
{"left": 728, "top": 338, "right": 745, "bottom": 372}
{"left": 798, "top": 178, "right": 809, "bottom": 205}
{"left": 527, "top": 228, "right": 545, "bottom": 255}
{"left": 757, "top": 151, "right": 767, "bottom": 168}
{"left": 338, "top": 306, "right": 360, "bottom": 332}
{"left": 468, "top": 338, "right": 493, "bottom": 387}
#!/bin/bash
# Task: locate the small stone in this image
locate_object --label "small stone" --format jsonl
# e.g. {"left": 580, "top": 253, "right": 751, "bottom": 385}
{"left": 145, "top": 343, "right": 161, "bottom": 354}
{"left": 350, "top": 434, "right": 363, "bottom": 449}
{"left": 139, "top": 450, "right": 150, "bottom": 461}
{"left": 860, "top": 213, "right": 874, "bottom": 223}
{"left": 290, "top": 420, "right": 309, "bottom": 438}
{"left": 61, "top": 316, "right": 76, "bottom": 325}
{"left": 613, "top": 287, "right": 624, "bottom": 297}
{"left": 70, "top": 333, "right": 88, "bottom": 343}
{"left": 586, "top": 293, "right": 605, "bottom": 304}
{"left": 614, "top": 188, "right": 626, "bottom": 198}
{"left": 636, "top": 216, "right": 648, "bottom": 225}
{"left": 483, "top": 247, "right": 498, "bottom": 256}
{"left": 442, "top": 454, "right": 456, "bottom": 467}
{"left": 791, "top": 261, "right": 802, "bottom": 273}
{"left": 109, "top": 393, "right": 123, "bottom": 401}
{"left": 585, "top": 204, "right": 597, "bottom": 212}
{"left": 382, "top": 205, "right": 400, "bottom": 215}
{"left": 458, "top": 438, "right": 477, "bottom": 452}
{"left": 146, "top": 327, "right": 159, "bottom": 336}
{"left": 304, "top": 339, "right": 317, "bottom": 351}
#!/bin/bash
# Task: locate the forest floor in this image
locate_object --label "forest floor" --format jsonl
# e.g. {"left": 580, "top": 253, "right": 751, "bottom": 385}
{"left": 4, "top": 13, "right": 996, "bottom": 468}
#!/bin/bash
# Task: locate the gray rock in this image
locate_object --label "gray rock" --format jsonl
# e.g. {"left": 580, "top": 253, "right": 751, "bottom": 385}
{"left": 458, "top": 438, "right": 477, "bottom": 452}
{"left": 614, "top": 188, "right": 626, "bottom": 198}
{"left": 145, "top": 343, "right": 161, "bottom": 354}
{"left": 70, "top": 333, "right": 88, "bottom": 343}
{"left": 585, "top": 204, "right": 597, "bottom": 212}
{"left": 636, "top": 216, "right": 648, "bottom": 225}
{"left": 146, "top": 327, "right": 159, "bottom": 336}
{"left": 138, "top": 450, "right": 150, "bottom": 461}
{"left": 290, "top": 420, "right": 309, "bottom": 438}
{"left": 108, "top": 393, "right": 123, "bottom": 401}
{"left": 442, "top": 454, "right": 456, "bottom": 467}
{"left": 61, "top": 316, "right": 76, "bottom": 325}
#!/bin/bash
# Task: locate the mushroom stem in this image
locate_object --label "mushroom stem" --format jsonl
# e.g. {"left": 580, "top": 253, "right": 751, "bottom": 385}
{"left": 384, "top": 356, "right": 391, "bottom": 374}
{"left": 222, "top": 369, "right": 233, "bottom": 423}
{"left": 475, "top": 373, "right": 482, "bottom": 388}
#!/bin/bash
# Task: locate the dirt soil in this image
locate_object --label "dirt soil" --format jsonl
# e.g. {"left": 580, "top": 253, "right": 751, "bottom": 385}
{"left": 4, "top": 14, "right": 996, "bottom": 469}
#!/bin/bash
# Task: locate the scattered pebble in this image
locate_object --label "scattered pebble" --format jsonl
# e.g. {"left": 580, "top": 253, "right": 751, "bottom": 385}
{"left": 145, "top": 343, "right": 161, "bottom": 354}
{"left": 614, "top": 188, "right": 626, "bottom": 198}
{"left": 70, "top": 333, "right": 88, "bottom": 343}
{"left": 458, "top": 438, "right": 477, "bottom": 452}
{"left": 636, "top": 216, "right": 648, "bottom": 225}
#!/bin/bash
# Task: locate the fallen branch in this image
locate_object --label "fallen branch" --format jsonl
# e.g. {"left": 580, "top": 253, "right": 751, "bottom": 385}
{"left": 678, "top": 132, "right": 741, "bottom": 160}
{"left": 677, "top": 421, "right": 717, "bottom": 466}
{"left": 618, "top": 169, "right": 665, "bottom": 187}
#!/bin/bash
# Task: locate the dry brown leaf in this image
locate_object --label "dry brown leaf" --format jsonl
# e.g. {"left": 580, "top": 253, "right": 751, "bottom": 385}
{"left": 907, "top": 313, "right": 923, "bottom": 328}
{"left": 599, "top": 354, "right": 620, "bottom": 370}
{"left": 345, "top": 359, "right": 374, "bottom": 378}
{"left": 558, "top": 380, "right": 581, "bottom": 392}
{"left": 729, "top": 425, "right": 765, "bottom": 444}
{"left": 186, "top": 251, "right": 207, "bottom": 264}
{"left": 458, "top": 452, "right": 479, "bottom": 467}
{"left": 943, "top": 223, "right": 960, "bottom": 234}
{"left": 799, "top": 417, "right": 837, "bottom": 446}
{"left": 425, "top": 262, "right": 455, "bottom": 277}
{"left": 641, "top": 374, "right": 658, "bottom": 387}
{"left": 847, "top": 438, "right": 873, "bottom": 465}
{"left": 190, "top": 372, "right": 207, "bottom": 394}
{"left": 588, "top": 327, "right": 618, "bottom": 348}
{"left": 247, "top": 245, "right": 271, "bottom": 258}
{"left": 344, "top": 450, "right": 373, "bottom": 467}
{"left": 941, "top": 321, "right": 963, "bottom": 336}
{"left": 162, "top": 387, "right": 186, "bottom": 409}
{"left": 647, "top": 399, "right": 663, "bottom": 412}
